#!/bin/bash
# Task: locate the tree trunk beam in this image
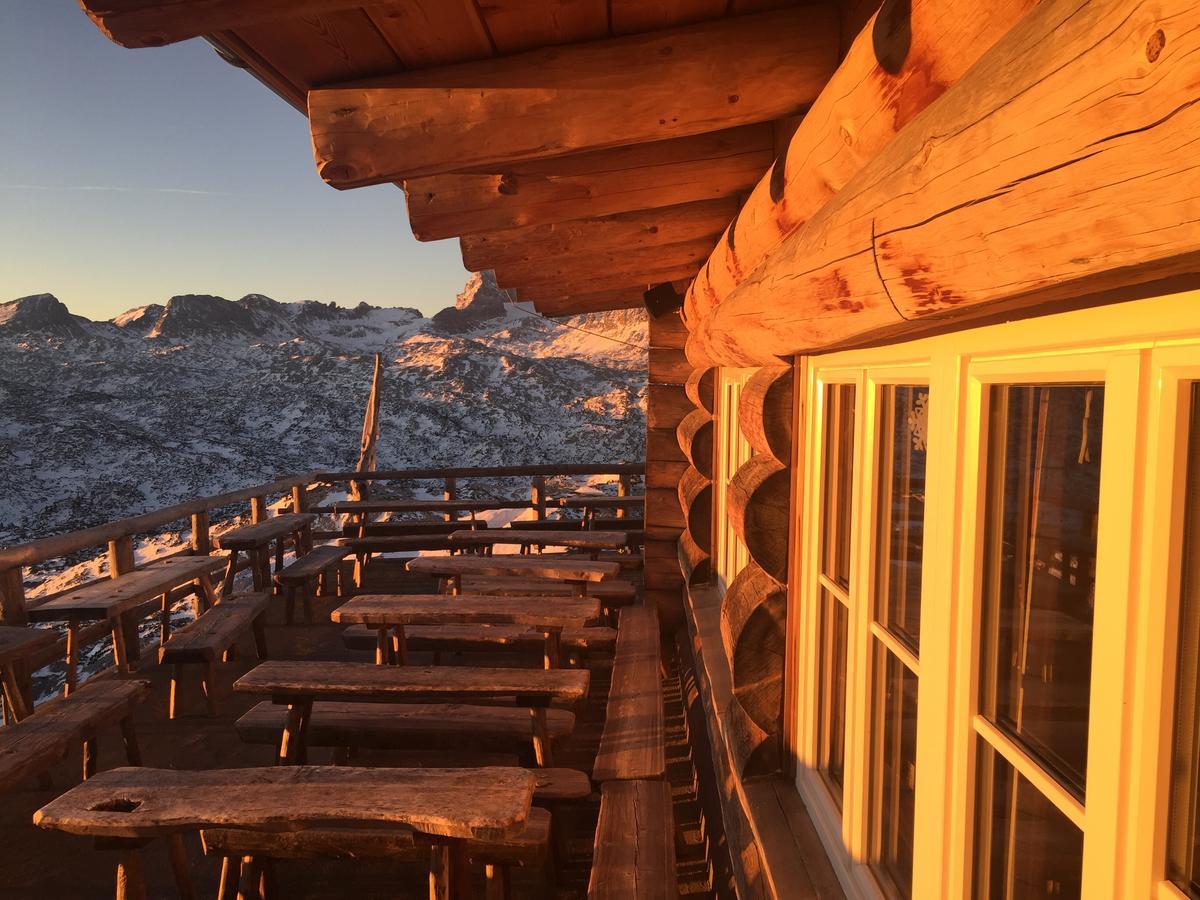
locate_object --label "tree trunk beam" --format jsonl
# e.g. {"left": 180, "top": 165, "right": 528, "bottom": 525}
{"left": 493, "top": 237, "right": 715, "bottom": 291}
{"left": 514, "top": 263, "right": 705, "bottom": 303}
{"left": 309, "top": 7, "right": 838, "bottom": 187}
{"left": 404, "top": 125, "right": 772, "bottom": 241}
{"left": 682, "top": 0, "right": 1039, "bottom": 329}
{"left": 531, "top": 290, "right": 646, "bottom": 318}
{"left": 687, "top": 0, "right": 1200, "bottom": 366}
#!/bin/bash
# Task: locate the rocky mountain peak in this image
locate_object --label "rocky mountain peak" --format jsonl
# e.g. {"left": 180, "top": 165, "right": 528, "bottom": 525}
{"left": 432, "top": 271, "right": 513, "bottom": 333}
{"left": 0, "top": 294, "right": 93, "bottom": 338}
{"left": 150, "top": 294, "right": 261, "bottom": 339}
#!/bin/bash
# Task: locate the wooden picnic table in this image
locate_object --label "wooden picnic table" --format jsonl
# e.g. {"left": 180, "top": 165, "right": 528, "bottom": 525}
{"left": 406, "top": 555, "right": 620, "bottom": 598}
{"left": 235, "top": 660, "right": 589, "bottom": 767}
{"left": 0, "top": 626, "right": 56, "bottom": 722}
{"left": 214, "top": 513, "right": 316, "bottom": 596}
{"left": 330, "top": 594, "right": 601, "bottom": 667}
{"left": 26, "top": 556, "right": 220, "bottom": 690}
{"left": 449, "top": 529, "right": 631, "bottom": 558}
{"left": 35, "top": 765, "right": 535, "bottom": 900}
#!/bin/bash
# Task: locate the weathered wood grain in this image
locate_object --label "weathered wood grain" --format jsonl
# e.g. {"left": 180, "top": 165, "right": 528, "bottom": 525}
{"left": 684, "top": 367, "right": 716, "bottom": 414}
{"left": 727, "top": 456, "right": 790, "bottom": 582}
{"left": 214, "top": 514, "right": 316, "bottom": 551}
{"left": 677, "top": 409, "right": 715, "bottom": 479}
{"left": 588, "top": 779, "right": 677, "bottom": 899}
{"left": 739, "top": 366, "right": 793, "bottom": 460}
{"left": 330, "top": 594, "right": 600, "bottom": 628}
{"left": 407, "top": 555, "right": 618, "bottom": 584}
{"left": 593, "top": 608, "right": 665, "bottom": 782}
{"left": 26, "top": 557, "right": 219, "bottom": 623}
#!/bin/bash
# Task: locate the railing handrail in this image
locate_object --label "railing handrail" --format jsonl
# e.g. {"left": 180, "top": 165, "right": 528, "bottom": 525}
{"left": 0, "top": 462, "right": 645, "bottom": 570}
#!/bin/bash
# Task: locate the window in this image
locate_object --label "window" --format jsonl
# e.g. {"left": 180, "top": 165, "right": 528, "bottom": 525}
{"left": 715, "top": 368, "right": 754, "bottom": 591}
{"left": 818, "top": 382, "right": 856, "bottom": 804}
{"left": 870, "top": 385, "right": 928, "bottom": 898}
{"left": 973, "top": 384, "right": 1103, "bottom": 899}
{"left": 1169, "top": 384, "right": 1200, "bottom": 897}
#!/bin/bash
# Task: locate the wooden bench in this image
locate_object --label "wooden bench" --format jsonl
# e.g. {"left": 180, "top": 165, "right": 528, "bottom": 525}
{"left": 460, "top": 576, "right": 637, "bottom": 604}
{"left": 214, "top": 513, "right": 317, "bottom": 596}
{"left": 0, "top": 679, "right": 150, "bottom": 792}
{"left": 274, "top": 545, "right": 352, "bottom": 624}
{"left": 0, "top": 625, "right": 57, "bottom": 723}
{"left": 34, "top": 765, "right": 537, "bottom": 900}
{"left": 449, "top": 529, "right": 632, "bottom": 559}
{"left": 200, "top": 807, "right": 555, "bottom": 900}
{"left": 158, "top": 593, "right": 270, "bottom": 719}
{"left": 27, "top": 556, "right": 221, "bottom": 691}
{"left": 341, "top": 623, "right": 618, "bottom": 661}
{"left": 593, "top": 607, "right": 665, "bottom": 783}
{"left": 546, "top": 550, "right": 644, "bottom": 571}
{"left": 588, "top": 780, "right": 678, "bottom": 899}
{"left": 407, "top": 555, "right": 620, "bottom": 598}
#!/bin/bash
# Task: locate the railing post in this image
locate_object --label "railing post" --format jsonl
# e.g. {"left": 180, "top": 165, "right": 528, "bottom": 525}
{"left": 617, "top": 474, "right": 632, "bottom": 519}
{"left": 291, "top": 484, "right": 309, "bottom": 514}
{"left": 443, "top": 477, "right": 458, "bottom": 523}
{"left": 191, "top": 511, "right": 212, "bottom": 556}
{"left": 251, "top": 496, "right": 268, "bottom": 523}
{"left": 531, "top": 476, "right": 547, "bottom": 521}
{"left": 0, "top": 567, "right": 28, "bottom": 625}
{"left": 108, "top": 536, "right": 141, "bottom": 666}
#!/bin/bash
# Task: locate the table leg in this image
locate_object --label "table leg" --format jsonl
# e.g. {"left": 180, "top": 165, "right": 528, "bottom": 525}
{"left": 120, "top": 715, "right": 143, "bottom": 766}
{"left": 542, "top": 629, "right": 562, "bottom": 670}
{"left": 529, "top": 706, "right": 554, "bottom": 767}
{"left": 220, "top": 551, "right": 240, "bottom": 598}
{"left": 201, "top": 659, "right": 219, "bottom": 717}
{"left": 392, "top": 624, "right": 408, "bottom": 666}
{"left": 278, "top": 699, "right": 312, "bottom": 765}
{"left": 83, "top": 734, "right": 99, "bottom": 779}
{"left": 375, "top": 628, "right": 389, "bottom": 666}
{"left": 217, "top": 856, "right": 240, "bottom": 900}
{"left": 429, "top": 839, "right": 473, "bottom": 900}
{"left": 65, "top": 618, "right": 80, "bottom": 696}
{"left": 197, "top": 572, "right": 217, "bottom": 613}
{"left": 115, "top": 844, "right": 148, "bottom": 900}
{"left": 166, "top": 834, "right": 196, "bottom": 900}
{"left": 111, "top": 616, "right": 131, "bottom": 674}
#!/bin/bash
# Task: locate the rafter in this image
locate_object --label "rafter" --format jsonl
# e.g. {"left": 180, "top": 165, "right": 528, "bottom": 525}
{"left": 404, "top": 125, "right": 770, "bottom": 242}
{"left": 492, "top": 238, "right": 715, "bottom": 291}
{"left": 309, "top": 7, "right": 837, "bottom": 187}
{"left": 531, "top": 290, "right": 647, "bottom": 318}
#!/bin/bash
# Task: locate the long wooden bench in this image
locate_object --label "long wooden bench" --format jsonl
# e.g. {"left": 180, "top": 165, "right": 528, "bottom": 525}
{"left": 159, "top": 592, "right": 270, "bottom": 718}
{"left": 237, "top": 700, "right": 578, "bottom": 759}
{"left": 201, "top": 806, "right": 555, "bottom": 900}
{"left": 461, "top": 576, "right": 637, "bottom": 604}
{"left": 0, "top": 678, "right": 150, "bottom": 792}
{"left": 593, "top": 606, "right": 665, "bottom": 783}
{"left": 275, "top": 545, "right": 351, "bottom": 624}
{"left": 341, "top": 623, "right": 617, "bottom": 660}
{"left": 588, "top": 780, "right": 677, "bottom": 899}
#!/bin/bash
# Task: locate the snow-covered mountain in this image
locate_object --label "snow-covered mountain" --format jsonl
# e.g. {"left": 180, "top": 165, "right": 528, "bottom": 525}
{"left": 0, "top": 273, "right": 648, "bottom": 548}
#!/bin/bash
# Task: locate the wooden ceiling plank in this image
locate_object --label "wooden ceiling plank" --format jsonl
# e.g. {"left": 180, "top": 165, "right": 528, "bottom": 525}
{"left": 493, "top": 238, "right": 716, "bottom": 289}
{"left": 686, "top": 0, "right": 1200, "bottom": 366}
{"left": 479, "top": 0, "right": 611, "bottom": 54}
{"left": 609, "top": 0, "right": 727, "bottom": 36}
{"left": 683, "top": 0, "right": 1038, "bottom": 326}
{"left": 78, "top": 0, "right": 376, "bottom": 48}
{"left": 533, "top": 290, "right": 648, "bottom": 317}
{"left": 366, "top": 1, "right": 494, "bottom": 68}
{"left": 309, "top": 6, "right": 838, "bottom": 187}
{"left": 459, "top": 198, "right": 735, "bottom": 271}
{"left": 404, "top": 124, "right": 772, "bottom": 241}
{"left": 230, "top": 10, "right": 402, "bottom": 89}
{"left": 513, "top": 263, "right": 704, "bottom": 301}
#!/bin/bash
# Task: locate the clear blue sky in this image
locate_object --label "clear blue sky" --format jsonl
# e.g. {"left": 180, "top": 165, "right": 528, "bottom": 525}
{"left": 0, "top": 3, "right": 471, "bottom": 320}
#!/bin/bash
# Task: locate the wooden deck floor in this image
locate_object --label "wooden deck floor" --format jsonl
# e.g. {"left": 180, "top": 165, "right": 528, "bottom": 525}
{"left": 0, "top": 560, "right": 716, "bottom": 898}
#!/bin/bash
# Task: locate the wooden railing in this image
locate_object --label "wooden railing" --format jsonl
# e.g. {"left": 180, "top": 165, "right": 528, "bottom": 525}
{"left": 0, "top": 463, "right": 644, "bottom": 677}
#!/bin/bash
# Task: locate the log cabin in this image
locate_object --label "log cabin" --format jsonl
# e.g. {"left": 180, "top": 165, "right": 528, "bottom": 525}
{"left": 1, "top": 0, "right": 1198, "bottom": 897}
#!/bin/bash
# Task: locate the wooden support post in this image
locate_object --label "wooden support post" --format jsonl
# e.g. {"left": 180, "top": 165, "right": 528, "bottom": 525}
{"left": 0, "top": 567, "right": 28, "bottom": 625}
{"left": 443, "top": 477, "right": 458, "bottom": 523}
{"left": 190, "top": 511, "right": 211, "bottom": 556}
{"left": 291, "top": 483, "right": 309, "bottom": 514}
{"left": 108, "top": 536, "right": 141, "bottom": 668}
{"left": 531, "top": 477, "right": 546, "bottom": 522}
{"left": 616, "top": 475, "right": 631, "bottom": 519}
{"left": 251, "top": 496, "right": 268, "bottom": 524}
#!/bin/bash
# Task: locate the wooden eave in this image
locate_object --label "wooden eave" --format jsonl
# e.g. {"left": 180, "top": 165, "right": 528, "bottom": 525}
{"left": 79, "top": 0, "right": 842, "bottom": 318}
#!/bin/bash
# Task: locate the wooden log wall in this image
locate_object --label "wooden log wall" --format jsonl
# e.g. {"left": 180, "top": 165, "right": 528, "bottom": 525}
{"left": 678, "top": 359, "right": 796, "bottom": 780}
{"left": 644, "top": 302, "right": 691, "bottom": 632}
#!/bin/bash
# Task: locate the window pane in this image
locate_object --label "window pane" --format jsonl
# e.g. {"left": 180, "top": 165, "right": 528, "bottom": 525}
{"left": 823, "top": 383, "right": 857, "bottom": 589}
{"left": 877, "top": 385, "right": 929, "bottom": 652}
{"left": 980, "top": 385, "right": 1103, "bottom": 798}
{"left": 819, "top": 588, "right": 849, "bottom": 804}
{"left": 873, "top": 649, "right": 918, "bottom": 898}
{"left": 1169, "top": 384, "right": 1200, "bottom": 896}
{"left": 973, "top": 741, "right": 1084, "bottom": 899}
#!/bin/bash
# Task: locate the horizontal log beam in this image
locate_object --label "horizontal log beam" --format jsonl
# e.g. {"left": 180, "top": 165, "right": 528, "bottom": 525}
{"left": 78, "top": 0, "right": 369, "bottom": 48}
{"left": 532, "top": 290, "right": 646, "bottom": 318}
{"left": 404, "top": 125, "right": 771, "bottom": 241}
{"left": 493, "top": 238, "right": 715, "bottom": 290}
{"left": 687, "top": 0, "right": 1200, "bottom": 366}
{"left": 515, "top": 263, "right": 704, "bottom": 303}
{"left": 682, "top": 0, "right": 1038, "bottom": 325}
{"left": 310, "top": 6, "right": 837, "bottom": 187}
{"left": 460, "top": 199, "right": 735, "bottom": 272}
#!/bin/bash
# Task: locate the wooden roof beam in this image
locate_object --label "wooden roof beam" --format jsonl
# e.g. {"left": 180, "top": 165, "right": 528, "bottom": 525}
{"left": 514, "top": 264, "right": 703, "bottom": 304}
{"left": 459, "top": 199, "right": 736, "bottom": 272}
{"left": 404, "top": 125, "right": 772, "bottom": 242}
{"left": 309, "top": 6, "right": 838, "bottom": 188}
{"left": 492, "top": 238, "right": 715, "bottom": 293}
{"left": 682, "top": 0, "right": 1040, "bottom": 326}
{"left": 686, "top": 0, "right": 1200, "bottom": 367}
{"left": 77, "top": 0, "right": 370, "bottom": 49}
{"left": 531, "top": 290, "right": 647, "bottom": 318}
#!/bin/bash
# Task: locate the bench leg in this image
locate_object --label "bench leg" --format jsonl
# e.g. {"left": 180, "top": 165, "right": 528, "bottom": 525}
{"left": 238, "top": 856, "right": 264, "bottom": 900}
{"left": 65, "top": 619, "right": 80, "bottom": 697}
{"left": 430, "top": 840, "right": 472, "bottom": 900}
{"left": 169, "top": 664, "right": 183, "bottom": 720}
{"left": 115, "top": 845, "right": 147, "bottom": 900}
{"left": 484, "top": 864, "right": 511, "bottom": 900}
{"left": 259, "top": 856, "right": 279, "bottom": 900}
{"left": 375, "top": 628, "right": 389, "bottom": 666}
{"left": 278, "top": 700, "right": 312, "bottom": 765}
{"left": 392, "top": 625, "right": 408, "bottom": 666}
{"left": 120, "top": 715, "right": 143, "bottom": 766}
{"left": 197, "top": 572, "right": 217, "bottom": 613}
{"left": 111, "top": 617, "right": 131, "bottom": 674}
{"left": 542, "top": 630, "right": 561, "bottom": 670}
{"left": 529, "top": 707, "right": 554, "bottom": 767}
{"left": 220, "top": 551, "right": 240, "bottom": 598}
{"left": 1, "top": 662, "right": 33, "bottom": 721}
{"left": 201, "top": 660, "right": 219, "bottom": 718}
{"left": 166, "top": 834, "right": 196, "bottom": 900}
{"left": 217, "top": 856, "right": 240, "bottom": 900}
{"left": 83, "top": 734, "right": 99, "bottom": 780}
{"left": 159, "top": 592, "right": 172, "bottom": 649}
{"left": 252, "top": 615, "right": 268, "bottom": 660}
